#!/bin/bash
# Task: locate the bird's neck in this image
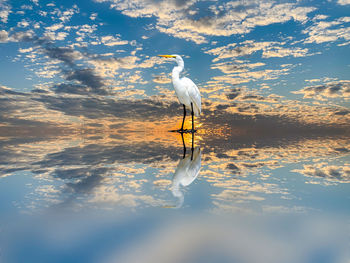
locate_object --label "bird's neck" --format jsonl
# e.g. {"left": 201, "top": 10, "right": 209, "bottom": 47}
{"left": 172, "top": 61, "right": 184, "bottom": 82}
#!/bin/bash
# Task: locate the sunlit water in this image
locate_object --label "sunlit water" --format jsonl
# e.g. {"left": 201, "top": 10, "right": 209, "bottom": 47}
{"left": 0, "top": 117, "right": 349, "bottom": 262}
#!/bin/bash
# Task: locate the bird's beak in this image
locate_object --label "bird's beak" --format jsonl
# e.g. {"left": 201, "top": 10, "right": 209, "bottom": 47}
{"left": 158, "top": 55, "right": 176, "bottom": 58}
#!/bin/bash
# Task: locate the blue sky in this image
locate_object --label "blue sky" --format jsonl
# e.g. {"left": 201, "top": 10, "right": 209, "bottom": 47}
{"left": 0, "top": 0, "right": 350, "bottom": 100}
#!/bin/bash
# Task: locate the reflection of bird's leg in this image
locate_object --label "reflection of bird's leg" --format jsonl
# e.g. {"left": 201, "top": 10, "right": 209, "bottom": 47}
{"left": 181, "top": 132, "right": 186, "bottom": 159}
{"left": 191, "top": 132, "right": 194, "bottom": 160}
{"left": 179, "top": 104, "right": 186, "bottom": 131}
{"left": 191, "top": 102, "right": 195, "bottom": 132}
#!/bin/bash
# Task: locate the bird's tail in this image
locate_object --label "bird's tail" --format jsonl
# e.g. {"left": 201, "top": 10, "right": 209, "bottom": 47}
{"left": 193, "top": 103, "right": 201, "bottom": 117}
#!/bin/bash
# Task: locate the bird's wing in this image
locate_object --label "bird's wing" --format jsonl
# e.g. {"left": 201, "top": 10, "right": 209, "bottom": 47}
{"left": 181, "top": 77, "right": 201, "bottom": 116}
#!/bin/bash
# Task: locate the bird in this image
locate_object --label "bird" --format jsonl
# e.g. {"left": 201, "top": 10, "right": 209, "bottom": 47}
{"left": 158, "top": 54, "right": 201, "bottom": 133}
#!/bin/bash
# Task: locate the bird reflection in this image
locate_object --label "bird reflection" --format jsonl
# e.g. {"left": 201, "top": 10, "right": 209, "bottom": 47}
{"left": 168, "top": 133, "right": 201, "bottom": 208}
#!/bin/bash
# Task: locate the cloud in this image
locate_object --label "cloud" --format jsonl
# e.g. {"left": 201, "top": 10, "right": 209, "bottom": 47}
{"left": 43, "top": 31, "right": 68, "bottom": 41}
{"left": 29, "top": 44, "right": 109, "bottom": 94}
{"left": 11, "top": 29, "right": 36, "bottom": 42}
{"left": 52, "top": 84, "right": 95, "bottom": 95}
{"left": 303, "top": 16, "right": 350, "bottom": 44}
{"left": 45, "top": 23, "right": 64, "bottom": 31}
{"left": 65, "top": 69, "right": 106, "bottom": 93}
{"left": 293, "top": 163, "right": 350, "bottom": 184}
{"left": 101, "top": 35, "right": 129, "bottom": 46}
{"left": 17, "top": 19, "right": 29, "bottom": 28}
{"left": 337, "top": 0, "right": 350, "bottom": 5}
{"left": 29, "top": 44, "right": 110, "bottom": 95}
{"left": 0, "top": 0, "right": 11, "bottom": 23}
{"left": 152, "top": 74, "right": 171, "bottom": 84}
{"left": 95, "top": 0, "right": 315, "bottom": 44}
{"left": 33, "top": 95, "right": 180, "bottom": 120}
{"left": 211, "top": 61, "right": 265, "bottom": 74}
{"left": 90, "top": 12, "right": 97, "bottom": 20}
{"left": 206, "top": 40, "right": 309, "bottom": 62}
{"left": 206, "top": 65, "right": 291, "bottom": 89}
{"left": 43, "top": 46, "right": 82, "bottom": 66}
{"left": 87, "top": 55, "right": 162, "bottom": 79}
{"left": 262, "top": 46, "right": 309, "bottom": 58}
{"left": 87, "top": 56, "right": 138, "bottom": 78}
{"left": 0, "top": 29, "right": 9, "bottom": 42}
{"left": 292, "top": 80, "right": 350, "bottom": 100}
{"left": 42, "top": 23, "right": 68, "bottom": 40}
{"left": 3, "top": 14, "right": 155, "bottom": 96}
{"left": 51, "top": 4, "right": 79, "bottom": 22}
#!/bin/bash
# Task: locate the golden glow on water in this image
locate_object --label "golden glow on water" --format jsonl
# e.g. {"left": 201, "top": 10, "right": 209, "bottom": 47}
{"left": 76, "top": 117, "right": 217, "bottom": 148}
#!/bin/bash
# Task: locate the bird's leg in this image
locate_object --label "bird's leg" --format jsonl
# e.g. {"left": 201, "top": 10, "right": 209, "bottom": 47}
{"left": 190, "top": 102, "right": 196, "bottom": 133}
{"left": 179, "top": 104, "right": 186, "bottom": 132}
{"left": 181, "top": 132, "right": 186, "bottom": 159}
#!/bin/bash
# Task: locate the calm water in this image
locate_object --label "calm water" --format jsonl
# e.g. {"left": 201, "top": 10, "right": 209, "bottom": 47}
{"left": 0, "top": 119, "right": 349, "bottom": 263}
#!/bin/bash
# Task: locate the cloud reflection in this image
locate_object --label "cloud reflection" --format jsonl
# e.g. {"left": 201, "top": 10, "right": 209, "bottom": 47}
{"left": 0, "top": 108, "right": 348, "bottom": 214}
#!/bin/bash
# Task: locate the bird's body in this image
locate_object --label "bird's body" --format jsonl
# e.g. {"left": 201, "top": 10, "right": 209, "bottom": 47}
{"left": 158, "top": 54, "right": 201, "bottom": 132}
{"left": 173, "top": 77, "right": 201, "bottom": 117}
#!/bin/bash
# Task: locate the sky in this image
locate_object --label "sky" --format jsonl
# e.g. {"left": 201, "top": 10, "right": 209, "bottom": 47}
{"left": 0, "top": 0, "right": 349, "bottom": 120}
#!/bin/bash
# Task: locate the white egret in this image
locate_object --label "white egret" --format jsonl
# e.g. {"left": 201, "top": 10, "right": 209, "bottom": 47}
{"left": 158, "top": 54, "right": 201, "bottom": 132}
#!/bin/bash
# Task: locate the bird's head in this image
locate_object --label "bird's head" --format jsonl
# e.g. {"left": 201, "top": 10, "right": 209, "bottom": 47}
{"left": 158, "top": 54, "right": 183, "bottom": 65}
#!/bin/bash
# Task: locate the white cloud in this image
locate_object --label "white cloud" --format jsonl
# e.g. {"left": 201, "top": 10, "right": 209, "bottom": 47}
{"left": 313, "top": 14, "right": 329, "bottom": 21}
{"left": 152, "top": 74, "right": 171, "bottom": 84}
{"left": 262, "top": 46, "right": 309, "bottom": 58}
{"left": 43, "top": 23, "right": 69, "bottom": 41}
{"left": 303, "top": 17, "right": 350, "bottom": 44}
{"left": 208, "top": 67, "right": 290, "bottom": 88}
{"left": 337, "top": 0, "right": 350, "bottom": 5}
{"left": 46, "top": 23, "right": 64, "bottom": 31}
{"left": 293, "top": 163, "right": 350, "bottom": 184}
{"left": 11, "top": 30, "right": 35, "bottom": 41}
{"left": 101, "top": 35, "right": 128, "bottom": 46}
{"left": 50, "top": 4, "right": 79, "bottom": 23}
{"left": 211, "top": 61, "right": 265, "bottom": 74}
{"left": 206, "top": 40, "right": 310, "bottom": 62}
{"left": 44, "top": 31, "right": 68, "bottom": 41}
{"left": 88, "top": 55, "right": 162, "bottom": 78}
{"left": 292, "top": 80, "right": 350, "bottom": 101}
{"left": 95, "top": 0, "right": 315, "bottom": 44}
{"left": 0, "top": 0, "right": 11, "bottom": 23}
{"left": 18, "top": 47, "right": 33, "bottom": 53}
{"left": 0, "top": 29, "right": 9, "bottom": 42}
{"left": 90, "top": 12, "right": 97, "bottom": 20}
{"left": 17, "top": 19, "right": 29, "bottom": 28}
